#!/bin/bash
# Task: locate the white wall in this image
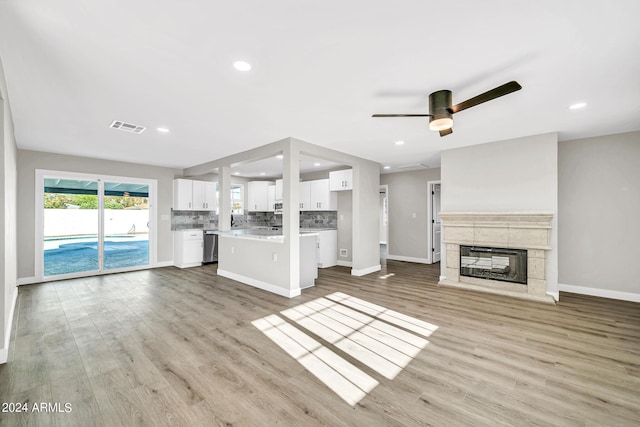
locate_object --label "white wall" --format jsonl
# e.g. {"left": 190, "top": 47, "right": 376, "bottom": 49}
{"left": 1, "top": 56, "right": 18, "bottom": 363}
{"left": 17, "top": 150, "right": 182, "bottom": 280}
{"left": 380, "top": 168, "right": 441, "bottom": 262}
{"left": 440, "top": 133, "right": 559, "bottom": 297}
{"left": 558, "top": 131, "right": 640, "bottom": 301}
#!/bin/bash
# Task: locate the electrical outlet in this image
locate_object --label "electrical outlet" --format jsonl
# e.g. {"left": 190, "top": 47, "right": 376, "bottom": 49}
{"left": 340, "top": 249, "right": 348, "bottom": 257}
{"left": 412, "top": 212, "right": 417, "bottom": 219}
{"left": 231, "top": 246, "right": 235, "bottom": 254}
{"left": 272, "top": 253, "right": 278, "bottom": 262}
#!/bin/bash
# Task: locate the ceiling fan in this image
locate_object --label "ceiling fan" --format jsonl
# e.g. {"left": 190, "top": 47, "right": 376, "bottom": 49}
{"left": 372, "top": 81, "right": 522, "bottom": 137}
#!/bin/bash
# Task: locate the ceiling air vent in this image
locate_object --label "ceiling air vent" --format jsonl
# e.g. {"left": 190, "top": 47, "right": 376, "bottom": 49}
{"left": 109, "top": 120, "right": 146, "bottom": 134}
{"left": 397, "top": 163, "right": 430, "bottom": 169}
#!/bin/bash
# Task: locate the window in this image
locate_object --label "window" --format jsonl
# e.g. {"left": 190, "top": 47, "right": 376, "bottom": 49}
{"left": 231, "top": 184, "right": 244, "bottom": 214}
{"left": 216, "top": 183, "right": 244, "bottom": 214}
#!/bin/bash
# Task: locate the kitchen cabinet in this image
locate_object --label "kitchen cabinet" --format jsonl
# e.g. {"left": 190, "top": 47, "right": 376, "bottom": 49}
{"left": 173, "top": 229, "right": 203, "bottom": 268}
{"left": 247, "top": 181, "right": 275, "bottom": 211}
{"left": 193, "top": 180, "right": 217, "bottom": 211}
{"left": 310, "top": 179, "right": 337, "bottom": 210}
{"left": 173, "top": 179, "right": 216, "bottom": 211}
{"left": 329, "top": 169, "right": 353, "bottom": 191}
{"left": 275, "top": 179, "right": 283, "bottom": 200}
{"left": 268, "top": 184, "right": 276, "bottom": 212}
{"left": 299, "top": 181, "right": 311, "bottom": 210}
{"left": 173, "top": 179, "right": 194, "bottom": 210}
{"left": 317, "top": 230, "right": 338, "bottom": 268}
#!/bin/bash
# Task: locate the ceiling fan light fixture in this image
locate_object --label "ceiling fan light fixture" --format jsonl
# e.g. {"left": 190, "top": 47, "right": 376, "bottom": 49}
{"left": 429, "top": 117, "right": 453, "bottom": 131}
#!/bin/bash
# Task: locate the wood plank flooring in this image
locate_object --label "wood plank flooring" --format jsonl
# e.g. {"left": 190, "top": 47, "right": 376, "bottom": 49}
{"left": 1, "top": 261, "right": 639, "bottom": 426}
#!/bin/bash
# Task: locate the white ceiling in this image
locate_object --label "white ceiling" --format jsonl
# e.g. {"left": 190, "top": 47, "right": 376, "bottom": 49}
{"left": 230, "top": 154, "right": 345, "bottom": 179}
{"left": 1, "top": 1, "right": 639, "bottom": 172}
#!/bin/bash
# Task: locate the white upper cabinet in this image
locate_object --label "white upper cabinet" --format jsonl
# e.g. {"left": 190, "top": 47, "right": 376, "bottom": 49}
{"left": 299, "top": 181, "right": 311, "bottom": 211}
{"left": 174, "top": 179, "right": 217, "bottom": 211}
{"left": 267, "top": 185, "right": 276, "bottom": 212}
{"left": 248, "top": 181, "right": 275, "bottom": 211}
{"left": 329, "top": 169, "right": 353, "bottom": 191}
{"left": 203, "top": 181, "right": 217, "bottom": 211}
{"left": 275, "top": 179, "right": 283, "bottom": 200}
{"left": 173, "top": 179, "right": 194, "bottom": 210}
{"left": 310, "top": 179, "right": 337, "bottom": 210}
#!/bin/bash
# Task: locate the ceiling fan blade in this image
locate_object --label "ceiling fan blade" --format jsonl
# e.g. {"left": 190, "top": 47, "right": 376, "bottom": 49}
{"left": 448, "top": 81, "right": 522, "bottom": 114}
{"left": 372, "top": 114, "right": 433, "bottom": 117}
{"left": 439, "top": 128, "right": 453, "bottom": 137}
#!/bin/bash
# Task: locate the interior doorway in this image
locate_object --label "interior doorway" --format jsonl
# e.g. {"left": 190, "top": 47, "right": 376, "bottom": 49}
{"left": 427, "top": 180, "right": 441, "bottom": 264}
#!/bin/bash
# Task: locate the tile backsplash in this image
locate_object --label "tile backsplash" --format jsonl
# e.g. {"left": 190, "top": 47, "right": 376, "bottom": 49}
{"left": 171, "top": 210, "right": 337, "bottom": 230}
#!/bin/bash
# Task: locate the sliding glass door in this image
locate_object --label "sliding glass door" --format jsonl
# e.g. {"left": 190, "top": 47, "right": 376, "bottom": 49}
{"left": 43, "top": 178, "right": 100, "bottom": 276}
{"left": 103, "top": 181, "right": 149, "bottom": 270}
{"left": 39, "top": 171, "right": 155, "bottom": 280}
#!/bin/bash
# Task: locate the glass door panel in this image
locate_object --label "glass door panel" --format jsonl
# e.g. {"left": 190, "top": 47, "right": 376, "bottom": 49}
{"left": 103, "top": 182, "right": 150, "bottom": 270}
{"left": 43, "top": 178, "right": 100, "bottom": 276}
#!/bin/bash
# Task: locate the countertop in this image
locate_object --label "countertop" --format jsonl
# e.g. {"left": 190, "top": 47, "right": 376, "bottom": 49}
{"left": 215, "top": 228, "right": 323, "bottom": 241}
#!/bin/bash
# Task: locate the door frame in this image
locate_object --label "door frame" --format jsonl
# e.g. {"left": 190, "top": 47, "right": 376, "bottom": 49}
{"left": 426, "top": 180, "right": 441, "bottom": 264}
{"left": 379, "top": 184, "right": 389, "bottom": 245}
{"left": 35, "top": 169, "right": 158, "bottom": 282}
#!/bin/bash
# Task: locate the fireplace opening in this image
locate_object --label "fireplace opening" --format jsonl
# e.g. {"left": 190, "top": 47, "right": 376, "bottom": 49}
{"left": 460, "top": 246, "right": 527, "bottom": 285}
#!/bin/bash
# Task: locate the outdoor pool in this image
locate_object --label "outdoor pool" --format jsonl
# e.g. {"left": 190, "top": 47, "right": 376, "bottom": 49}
{"left": 44, "top": 235, "right": 149, "bottom": 276}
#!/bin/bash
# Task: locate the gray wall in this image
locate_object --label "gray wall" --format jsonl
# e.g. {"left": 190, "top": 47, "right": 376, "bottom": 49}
{"left": 440, "top": 133, "right": 559, "bottom": 296}
{"left": 17, "top": 150, "right": 182, "bottom": 279}
{"left": 380, "top": 168, "right": 441, "bottom": 261}
{"left": 558, "top": 131, "right": 640, "bottom": 297}
{"left": 1, "top": 56, "right": 18, "bottom": 362}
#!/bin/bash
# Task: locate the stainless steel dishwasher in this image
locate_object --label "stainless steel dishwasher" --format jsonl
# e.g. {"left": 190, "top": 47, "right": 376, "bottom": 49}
{"left": 203, "top": 231, "right": 218, "bottom": 263}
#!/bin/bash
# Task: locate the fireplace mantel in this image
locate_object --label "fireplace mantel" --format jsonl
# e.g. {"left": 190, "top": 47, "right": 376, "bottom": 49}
{"left": 439, "top": 212, "right": 555, "bottom": 303}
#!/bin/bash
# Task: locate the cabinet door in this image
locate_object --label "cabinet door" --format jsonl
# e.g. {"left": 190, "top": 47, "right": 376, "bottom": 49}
{"left": 299, "top": 181, "right": 311, "bottom": 211}
{"left": 342, "top": 169, "right": 353, "bottom": 190}
{"left": 267, "top": 185, "right": 275, "bottom": 212}
{"left": 248, "top": 181, "right": 273, "bottom": 211}
{"left": 329, "top": 169, "right": 352, "bottom": 191}
{"left": 275, "top": 179, "right": 283, "bottom": 200}
{"left": 317, "top": 230, "right": 337, "bottom": 268}
{"left": 192, "top": 180, "right": 206, "bottom": 211}
{"left": 203, "top": 182, "right": 217, "bottom": 211}
{"left": 173, "top": 179, "right": 194, "bottom": 210}
{"left": 310, "top": 179, "right": 336, "bottom": 210}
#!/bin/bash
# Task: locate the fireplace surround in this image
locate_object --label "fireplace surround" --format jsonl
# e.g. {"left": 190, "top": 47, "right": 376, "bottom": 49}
{"left": 438, "top": 212, "right": 555, "bottom": 303}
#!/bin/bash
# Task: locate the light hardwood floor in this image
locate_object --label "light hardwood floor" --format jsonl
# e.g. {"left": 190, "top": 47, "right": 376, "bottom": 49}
{"left": 1, "top": 261, "right": 639, "bottom": 426}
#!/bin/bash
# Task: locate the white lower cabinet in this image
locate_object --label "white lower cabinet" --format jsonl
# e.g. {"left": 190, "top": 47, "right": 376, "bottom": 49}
{"left": 174, "top": 230, "right": 203, "bottom": 268}
{"left": 316, "top": 230, "right": 337, "bottom": 268}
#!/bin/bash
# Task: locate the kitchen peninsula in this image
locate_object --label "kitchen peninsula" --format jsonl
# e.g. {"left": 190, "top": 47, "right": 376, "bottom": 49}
{"left": 216, "top": 228, "right": 318, "bottom": 297}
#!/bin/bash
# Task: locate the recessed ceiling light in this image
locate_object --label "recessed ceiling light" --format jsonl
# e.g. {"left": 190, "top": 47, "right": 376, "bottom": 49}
{"left": 383, "top": 166, "right": 391, "bottom": 170}
{"left": 233, "top": 61, "right": 251, "bottom": 71}
{"left": 260, "top": 172, "right": 266, "bottom": 176}
{"left": 313, "top": 162, "right": 321, "bottom": 166}
{"left": 276, "top": 154, "right": 283, "bottom": 159}
{"left": 569, "top": 102, "right": 587, "bottom": 110}
{"left": 234, "top": 172, "right": 241, "bottom": 175}
{"left": 395, "top": 140, "right": 405, "bottom": 146}
{"left": 157, "top": 127, "right": 169, "bottom": 133}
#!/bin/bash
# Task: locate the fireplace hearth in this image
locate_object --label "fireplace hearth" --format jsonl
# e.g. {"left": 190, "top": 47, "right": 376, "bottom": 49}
{"left": 460, "top": 246, "right": 527, "bottom": 284}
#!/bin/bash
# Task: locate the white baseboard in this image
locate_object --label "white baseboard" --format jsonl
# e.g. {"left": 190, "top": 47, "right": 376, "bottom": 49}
{"left": 17, "top": 276, "right": 38, "bottom": 286}
{"left": 337, "top": 260, "right": 352, "bottom": 267}
{"left": 351, "top": 264, "right": 382, "bottom": 277}
{"left": 155, "top": 261, "right": 174, "bottom": 268}
{"left": 387, "top": 254, "right": 432, "bottom": 264}
{"left": 217, "top": 269, "right": 301, "bottom": 298}
{"left": 439, "top": 275, "right": 447, "bottom": 281}
{"left": 546, "top": 291, "right": 560, "bottom": 302}
{"left": 1, "top": 287, "right": 18, "bottom": 364}
{"left": 559, "top": 283, "right": 640, "bottom": 303}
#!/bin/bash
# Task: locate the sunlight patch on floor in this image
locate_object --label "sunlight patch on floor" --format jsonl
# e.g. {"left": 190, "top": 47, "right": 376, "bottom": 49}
{"left": 252, "top": 292, "right": 438, "bottom": 406}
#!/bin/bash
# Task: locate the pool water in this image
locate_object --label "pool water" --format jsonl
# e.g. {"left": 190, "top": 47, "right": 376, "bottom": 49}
{"left": 44, "top": 239, "right": 149, "bottom": 276}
